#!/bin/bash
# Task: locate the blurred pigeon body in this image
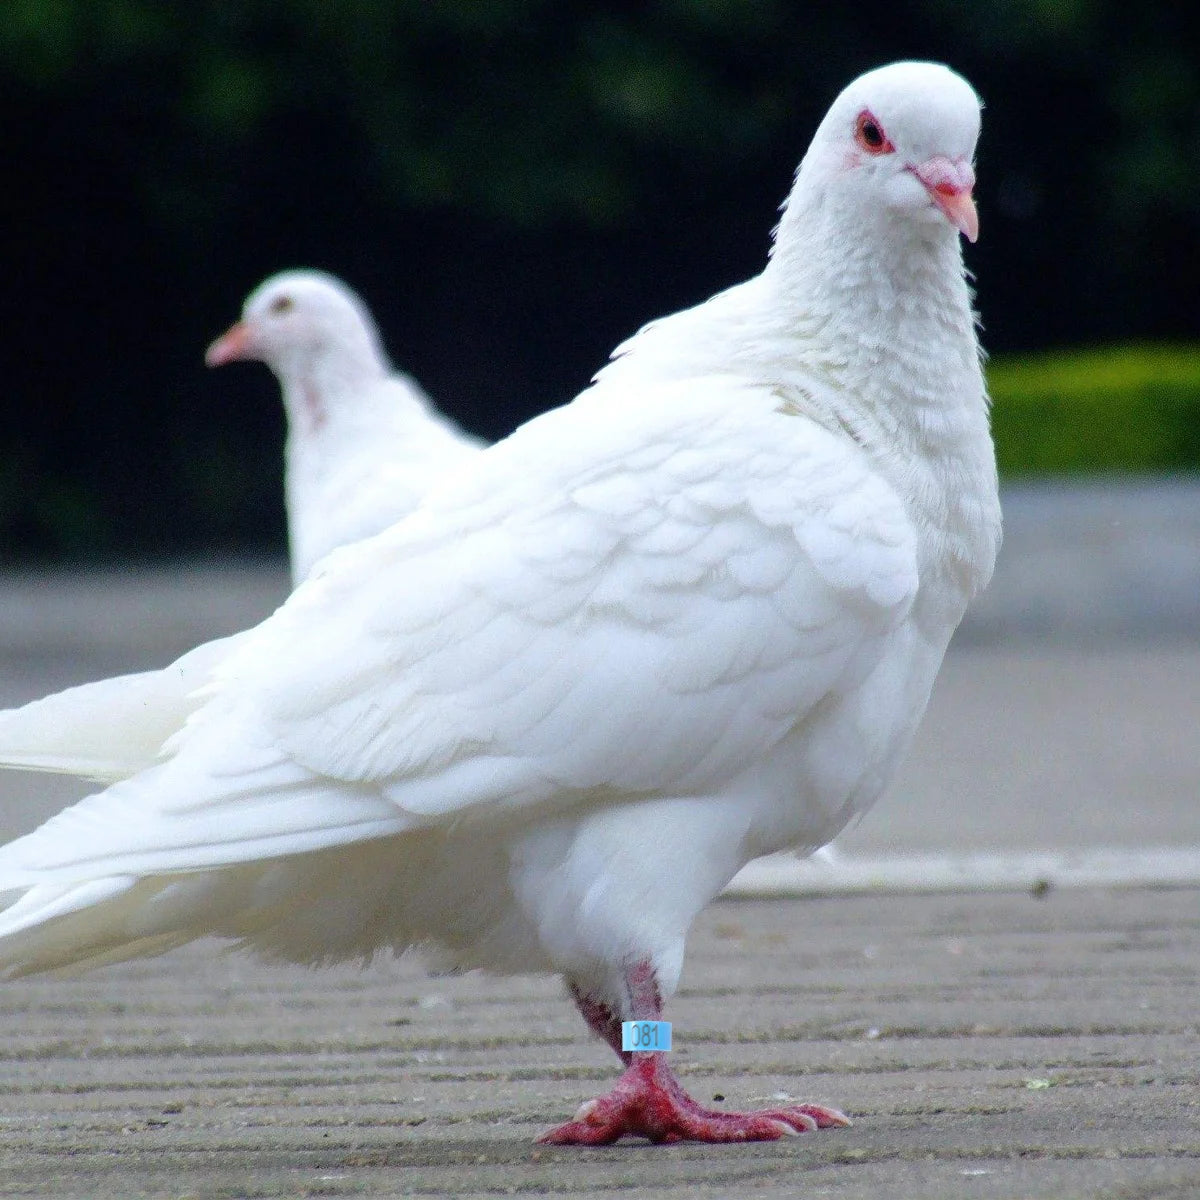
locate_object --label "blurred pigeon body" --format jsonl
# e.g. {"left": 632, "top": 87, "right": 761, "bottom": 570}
{"left": 206, "top": 269, "right": 484, "bottom": 585}
{"left": 0, "top": 63, "right": 999, "bottom": 1144}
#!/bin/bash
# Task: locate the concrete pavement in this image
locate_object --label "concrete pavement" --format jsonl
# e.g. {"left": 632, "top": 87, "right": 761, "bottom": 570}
{"left": 0, "top": 889, "right": 1196, "bottom": 1198}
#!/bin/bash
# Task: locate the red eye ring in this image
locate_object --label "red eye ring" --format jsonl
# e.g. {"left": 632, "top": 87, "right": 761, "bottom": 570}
{"left": 854, "top": 110, "right": 894, "bottom": 155}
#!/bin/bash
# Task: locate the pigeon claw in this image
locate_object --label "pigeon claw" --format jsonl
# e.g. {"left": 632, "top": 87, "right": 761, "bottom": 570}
{"left": 537, "top": 1053, "right": 849, "bottom": 1146}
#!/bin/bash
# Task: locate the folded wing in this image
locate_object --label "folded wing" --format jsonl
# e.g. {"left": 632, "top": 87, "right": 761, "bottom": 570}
{"left": 0, "top": 377, "right": 917, "bottom": 964}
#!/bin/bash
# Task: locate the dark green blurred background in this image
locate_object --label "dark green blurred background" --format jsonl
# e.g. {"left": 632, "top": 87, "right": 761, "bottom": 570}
{"left": 2, "top": 1, "right": 1197, "bottom": 561}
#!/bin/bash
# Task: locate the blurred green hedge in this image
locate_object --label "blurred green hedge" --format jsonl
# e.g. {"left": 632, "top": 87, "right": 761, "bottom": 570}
{"left": 987, "top": 345, "right": 1200, "bottom": 476}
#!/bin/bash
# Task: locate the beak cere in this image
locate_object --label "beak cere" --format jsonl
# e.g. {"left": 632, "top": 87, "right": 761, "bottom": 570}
{"left": 913, "top": 157, "right": 979, "bottom": 243}
{"left": 205, "top": 321, "right": 254, "bottom": 367}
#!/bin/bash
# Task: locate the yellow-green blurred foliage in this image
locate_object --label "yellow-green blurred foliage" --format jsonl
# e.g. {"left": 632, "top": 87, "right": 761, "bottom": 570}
{"left": 988, "top": 345, "right": 1200, "bottom": 476}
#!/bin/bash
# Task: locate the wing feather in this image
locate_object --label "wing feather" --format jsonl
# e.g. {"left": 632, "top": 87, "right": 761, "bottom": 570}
{"left": 236, "top": 377, "right": 918, "bottom": 808}
{"left": 0, "top": 634, "right": 241, "bottom": 782}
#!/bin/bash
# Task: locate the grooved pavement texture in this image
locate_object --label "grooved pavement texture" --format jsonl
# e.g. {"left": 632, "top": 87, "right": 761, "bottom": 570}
{"left": 1, "top": 888, "right": 1197, "bottom": 1199}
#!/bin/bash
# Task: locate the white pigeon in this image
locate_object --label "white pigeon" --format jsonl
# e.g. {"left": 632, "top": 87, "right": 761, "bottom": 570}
{"left": 0, "top": 62, "right": 999, "bottom": 1145}
{"left": 206, "top": 268, "right": 484, "bottom": 585}
{"left": 0, "top": 272, "right": 483, "bottom": 786}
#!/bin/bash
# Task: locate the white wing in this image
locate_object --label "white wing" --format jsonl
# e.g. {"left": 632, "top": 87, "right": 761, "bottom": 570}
{"left": 0, "top": 634, "right": 241, "bottom": 782}
{"left": 0, "top": 376, "right": 917, "bottom": 895}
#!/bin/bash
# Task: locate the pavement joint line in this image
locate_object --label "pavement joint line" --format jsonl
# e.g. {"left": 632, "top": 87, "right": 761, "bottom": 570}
{"left": 725, "top": 847, "right": 1200, "bottom": 897}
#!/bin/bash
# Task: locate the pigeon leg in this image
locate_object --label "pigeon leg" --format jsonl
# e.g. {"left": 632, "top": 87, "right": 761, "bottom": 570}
{"left": 541, "top": 961, "right": 850, "bottom": 1145}
{"left": 568, "top": 981, "right": 627, "bottom": 1061}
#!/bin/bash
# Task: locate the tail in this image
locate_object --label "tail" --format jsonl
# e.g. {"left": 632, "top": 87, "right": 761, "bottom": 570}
{"left": 0, "top": 826, "right": 517, "bottom": 980}
{"left": 0, "top": 635, "right": 239, "bottom": 782}
{"left": 0, "top": 713, "right": 415, "bottom": 978}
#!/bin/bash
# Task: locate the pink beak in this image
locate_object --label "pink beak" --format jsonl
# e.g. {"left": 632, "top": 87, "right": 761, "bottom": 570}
{"left": 205, "top": 321, "right": 255, "bottom": 367}
{"left": 912, "top": 156, "right": 979, "bottom": 243}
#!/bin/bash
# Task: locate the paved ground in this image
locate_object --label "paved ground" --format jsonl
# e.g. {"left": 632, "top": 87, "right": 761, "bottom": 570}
{"left": 0, "top": 480, "right": 1198, "bottom": 1197}
{"left": 0, "top": 890, "right": 1196, "bottom": 1199}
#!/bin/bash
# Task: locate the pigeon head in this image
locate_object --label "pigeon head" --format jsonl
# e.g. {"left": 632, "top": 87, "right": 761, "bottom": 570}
{"left": 205, "top": 270, "right": 388, "bottom": 389}
{"left": 784, "top": 61, "right": 982, "bottom": 247}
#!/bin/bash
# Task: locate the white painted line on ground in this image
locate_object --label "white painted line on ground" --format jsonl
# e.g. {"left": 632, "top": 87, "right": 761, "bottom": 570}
{"left": 724, "top": 846, "right": 1200, "bottom": 898}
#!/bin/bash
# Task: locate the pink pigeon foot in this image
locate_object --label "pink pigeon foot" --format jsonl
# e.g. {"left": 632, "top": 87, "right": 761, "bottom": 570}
{"left": 547, "top": 960, "right": 849, "bottom": 1144}
{"left": 538, "top": 1051, "right": 849, "bottom": 1145}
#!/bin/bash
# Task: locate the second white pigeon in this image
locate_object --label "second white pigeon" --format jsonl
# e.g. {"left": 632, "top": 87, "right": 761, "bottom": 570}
{"left": 207, "top": 269, "right": 484, "bottom": 584}
{"left": 0, "top": 273, "right": 483, "bottom": 785}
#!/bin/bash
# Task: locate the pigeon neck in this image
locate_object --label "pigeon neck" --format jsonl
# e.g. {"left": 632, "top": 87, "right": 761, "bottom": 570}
{"left": 768, "top": 183, "right": 972, "bottom": 332}
{"left": 765, "top": 201, "right": 1000, "bottom": 606}
{"left": 278, "top": 351, "right": 389, "bottom": 439}
{"left": 766, "top": 182, "right": 980, "bottom": 437}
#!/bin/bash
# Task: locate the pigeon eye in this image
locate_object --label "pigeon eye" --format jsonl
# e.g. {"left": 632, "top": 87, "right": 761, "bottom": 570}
{"left": 854, "top": 111, "right": 893, "bottom": 155}
{"left": 269, "top": 296, "right": 294, "bottom": 316}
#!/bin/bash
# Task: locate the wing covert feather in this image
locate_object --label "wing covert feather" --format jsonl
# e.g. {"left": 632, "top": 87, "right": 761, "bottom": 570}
{"left": 224, "top": 379, "right": 919, "bottom": 813}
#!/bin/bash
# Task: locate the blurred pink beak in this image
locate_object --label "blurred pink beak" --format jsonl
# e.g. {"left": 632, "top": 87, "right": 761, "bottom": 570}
{"left": 912, "top": 156, "right": 979, "bottom": 243}
{"left": 205, "top": 321, "right": 254, "bottom": 367}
